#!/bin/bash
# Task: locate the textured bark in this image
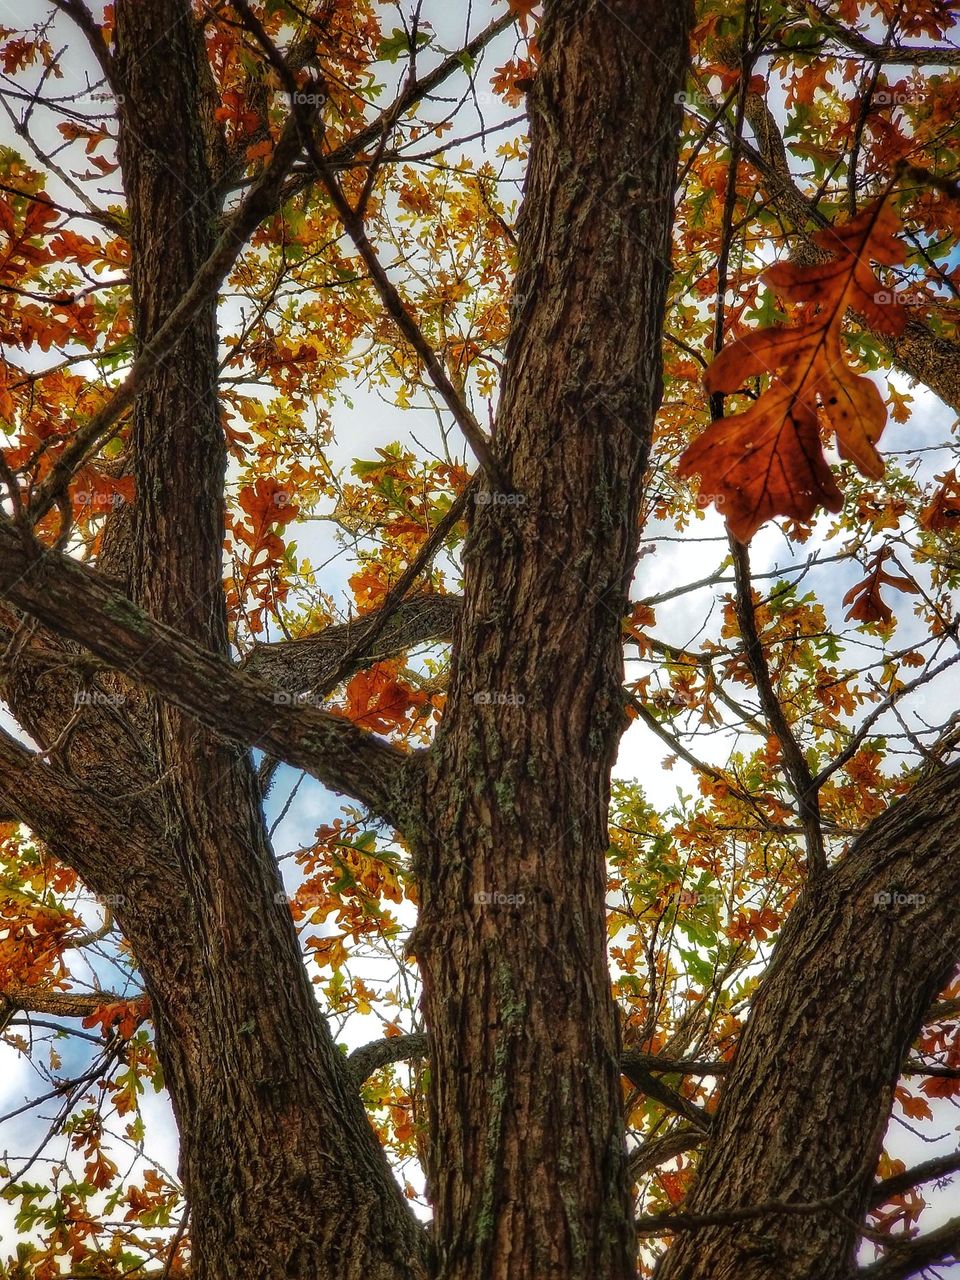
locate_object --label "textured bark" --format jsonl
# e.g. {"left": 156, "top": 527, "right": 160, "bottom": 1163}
{"left": 656, "top": 762, "right": 960, "bottom": 1280}
{"left": 244, "top": 594, "right": 459, "bottom": 693}
{"left": 411, "top": 4, "right": 691, "bottom": 1278}
{"left": 79, "top": 6, "right": 428, "bottom": 1278}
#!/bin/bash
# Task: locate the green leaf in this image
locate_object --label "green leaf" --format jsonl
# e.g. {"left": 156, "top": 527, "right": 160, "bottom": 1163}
{"left": 377, "top": 27, "right": 433, "bottom": 64}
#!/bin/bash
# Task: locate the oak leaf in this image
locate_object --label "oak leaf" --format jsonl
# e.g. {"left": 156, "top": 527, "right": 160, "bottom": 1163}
{"left": 308, "top": 933, "right": 348, "bottom": 971}
{"left": 81, "top": 996, "right": 151, "bottom": 1040}
{"left": 506, "top": 0, "right": 540, "bottom": 36}
{"left": 842, "top": 548, "right": 918, "bottom": 626}
{"left": 896, "top": 1085, "right": 933, "bottom": 1121}
{"left": 342, "top": 661, "right": 426, "bottom": 733}
{"left": 920, "top": 469, "right": 960, "bottom": 533}
{"left": 491, "top": 56, "right": 536, "bottom": 106}
{"left": 920, "top": 1074, "right": 960, "bottom": 1099}
{"left": 679, "top": 198, "right": 908, "bottom": 542}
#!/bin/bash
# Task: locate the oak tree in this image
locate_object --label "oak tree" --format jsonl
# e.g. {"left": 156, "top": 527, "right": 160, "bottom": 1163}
{"left": 1, "top": 3, "right": 960, "bottom": 1280}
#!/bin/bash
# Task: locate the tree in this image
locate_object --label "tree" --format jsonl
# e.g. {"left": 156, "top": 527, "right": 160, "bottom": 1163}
{"left": 1, "top": 2, "right": 960, "bottom": 1279}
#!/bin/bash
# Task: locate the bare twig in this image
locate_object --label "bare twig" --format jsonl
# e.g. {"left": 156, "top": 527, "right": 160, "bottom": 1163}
{"left": 228, "top": 0, "right": 510, "bottom": 490}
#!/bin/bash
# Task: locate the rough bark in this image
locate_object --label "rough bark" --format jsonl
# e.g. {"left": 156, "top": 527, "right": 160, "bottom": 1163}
{"left": 656, "top": 761, "right": 960, "bottom": 1280}
{"left": 409, "top": 4, "right": 691, "bottom": 1278}
{"left": 243, "top": 594, "right": 459, "bottom": 693}
{"left": 59, "top": 5, "right": 427, "bottom": 1277}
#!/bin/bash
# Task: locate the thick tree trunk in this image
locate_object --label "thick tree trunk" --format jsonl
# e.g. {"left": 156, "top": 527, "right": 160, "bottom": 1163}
{"left": 107, "top": 5, "right": 426, "bottom": 1277}
{"left": 656, "top": 762, "right": 960, "bottom": 1280}
{"left": 414, "top": 4, "right": 691, "bottom": 1278}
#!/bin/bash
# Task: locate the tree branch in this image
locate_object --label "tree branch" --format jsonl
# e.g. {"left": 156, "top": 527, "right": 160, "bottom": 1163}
{"left": 50, "top": 0, "right": 116, "bottom": 87}
{"left": 629, "top": 1127, "right": 706, "bottom": 1180}
{"left": 730, "top": 539, "right": 826, "bottom": 877}
{"left": 787, "top": 2, "right": 960, "bottom": 66}
{"left": 621, "top": 1057, "right": 712, "bottom": 1131}
{"left": 636, "top": 1176, "right": 862, "bottom": 1236}
{"left": 244, "top": 594, "right": 459, "bottom": 694}
{"left": 0, "top": 521, "right": 417, "bottom": 828}
{"left": 859, "top": 1214, "right": 960, "bottom": 1280}
{"left": 869, "top": 1149, "right": 960, "bottom": 1208}
{"left": 229, "top": 0, "right": 509, "bottom": 489}
{"left": 0, "top": 983, "right": 119, "bottom": 1022}
{"left": 346, "top": 1030, "right": 429, "bottom": 1086}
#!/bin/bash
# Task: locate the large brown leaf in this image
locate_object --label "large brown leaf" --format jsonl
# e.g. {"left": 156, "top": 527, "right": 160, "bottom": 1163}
{"left": 678, "top": 198, "right": 908, "bottom": 543}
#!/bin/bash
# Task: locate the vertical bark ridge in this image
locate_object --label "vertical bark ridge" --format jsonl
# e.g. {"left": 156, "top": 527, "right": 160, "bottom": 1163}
{"left": 107, "top": 6, "right": 427, "bottom": 1275}
{"left": 415, "top": 4, "right": 692, "bottom": 1278}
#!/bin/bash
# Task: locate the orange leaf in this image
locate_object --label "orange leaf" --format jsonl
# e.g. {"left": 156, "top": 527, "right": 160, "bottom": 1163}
{"left": 506, "top": 0, "right": 540, "bottom": 36}
{"left": 920, "top": 469, "right": 960, "bottom": 533}
{"left": 920, "top": 1073, "right": 960, "bottom": 1099}
{"left": 491, "top": 56, "right": 536, "bottom": 106}
{"left": 896, "top": 1086, "right": 933, "bottom": 1121}
{"left": 85, "top": 1149, "right": 119, "bottom": 1191}
{"left": 342, "top": 662, "right": 426, "bottom": 733}
{"left": 308, "top": 933, "right": 348, "bottom": 970}
{"left": 679, "top": 198, "right": 907, "bottom": 542}
{"left": 842, "top": 548, "right": 918, "bottom": 626}
{"left": 81, "top": 995, "right": 151, "bottom": 1039}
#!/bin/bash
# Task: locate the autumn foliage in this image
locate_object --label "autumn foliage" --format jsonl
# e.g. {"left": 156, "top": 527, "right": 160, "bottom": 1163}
{"left": 680, "top": 198, "right": 908, "bottom": 542}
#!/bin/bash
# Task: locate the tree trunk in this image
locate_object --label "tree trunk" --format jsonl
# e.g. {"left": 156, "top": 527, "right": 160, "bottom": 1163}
{"left": 656, "top": 762, "right": 960, "bottom": 1280}
{"left": 413, "top": 4, "right": 691, "bottom": 1278}
{"left": 107, "top": 4, "right": 427, "bottom": 1276}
